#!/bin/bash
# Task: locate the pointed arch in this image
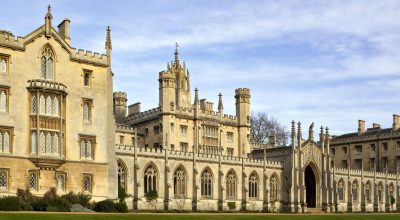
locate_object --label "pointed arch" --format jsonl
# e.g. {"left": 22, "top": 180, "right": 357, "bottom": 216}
{"left": 337, "top": 178, "right": 345, "bottom": 201}
{"left": 226, "top": 168, "right": 238, "bottom": 199}
{"left": 143, "top": 162, "right": 158, "bottom": 194}
{"left": 270, "top": 172, "right": 279, "bottom": 201}
{"left": 39, "top": 44, "right": 56, "bottom": 80}
{"left": 249, "top": 171, "right": 259, "bottom": 198}
{"left": 365, "top": 180, "right": 372, "bottom": 203}
{"left": 377, "top": 181, "right": 384, "bottom": 203}
{"left": 173, "top": 164, "right": 187, "bottom": 198}
{"left": 352, "top": 179, "right": 359, "bottom": 202}
{"left": 117, "top": 158, "right": 128, "bottom": 193}
{"left": 200, "top": 166, "right": 213, "bottom": 197}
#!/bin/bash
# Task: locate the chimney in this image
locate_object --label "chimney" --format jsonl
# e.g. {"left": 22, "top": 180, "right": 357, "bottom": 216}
{"left": 128, "top": 102, "right": 141, "bottom": 115}
{"left": 372, "top": 123, "right": 381, "bottom": 129}
{"left": 393, "top": 114, "right": 400, "bottom": 131}
{"left": 358, "top": 120, "right": 365, "bottom": 135}
{"left": 58, "top": 18, "right": 71, "bottom": 45}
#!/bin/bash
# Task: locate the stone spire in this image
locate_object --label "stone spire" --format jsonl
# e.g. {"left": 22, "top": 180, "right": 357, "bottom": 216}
{"left": 194, "top": 88, "right": 199, "bottom": 104}
{"left": 291, "top": 120, "right": 296, "bottom": 148}
{"left": 218, "top": 93, "right": 223, "bottom": 112}
{"left": 105, "top": 26, "right": 112, "bottom": 50}
{"left": 297, "top": 121, "right": 302, "bottom": 148}
{"left": 308, "top": 122, "right": 314, "bottom": 142}
{"left": 174, "top": 42, "right": 179, "bottom": 65}
{"left": 45, "top": 5, "right": 53, "bottom": 37}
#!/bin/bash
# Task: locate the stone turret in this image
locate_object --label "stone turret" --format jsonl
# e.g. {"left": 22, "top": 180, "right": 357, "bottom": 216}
{"left": 235, "top": 88, "right": 251, "bottom": 156}
{"left": 113, "top": 92, "right": 127, "bottom": 124}
{"left": 159, "top": 69, "right": 176, "bottom": 113}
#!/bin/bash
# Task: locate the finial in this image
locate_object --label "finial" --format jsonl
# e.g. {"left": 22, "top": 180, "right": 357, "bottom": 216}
{"left": 45, "top": 5, "right": 53, "bottom": 37}
{"left": 106, "top": 26, "right": 112, "bottom": 50}
{"left": 48, "top": 5, "right": 51, "bottom": 13}
{"left": 174, "top": 42, "right": 179, "bottom": 64}
{"left": 194, "top": 88, "right": 199, "bottom": 103}
{"left": 291, "top": 120, "right": 296, "bottom": 138}
{"left": 218, "top": 93, "right": 223, "bottom": 110}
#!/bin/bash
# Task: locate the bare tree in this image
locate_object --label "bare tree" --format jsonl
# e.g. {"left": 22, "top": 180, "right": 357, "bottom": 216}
{"left": 250, "top": 112, "right": 288, "bottom": 146}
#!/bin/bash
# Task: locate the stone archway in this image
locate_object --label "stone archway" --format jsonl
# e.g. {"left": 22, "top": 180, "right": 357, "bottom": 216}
{"left": 305, "top": 165, "right": 316, "bottom": 208}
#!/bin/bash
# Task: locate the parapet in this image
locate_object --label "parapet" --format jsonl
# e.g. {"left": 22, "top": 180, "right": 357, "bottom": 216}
{"left": 113, "top": 91, "right": 127, "bottom": 100}
{"left": 235, "top": 88, "right": 251, "bottom": 103}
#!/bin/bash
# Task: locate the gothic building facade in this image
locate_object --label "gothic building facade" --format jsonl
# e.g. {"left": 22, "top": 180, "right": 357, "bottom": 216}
{"left": 1, "top": 7, "right": 400, "bottom": 213}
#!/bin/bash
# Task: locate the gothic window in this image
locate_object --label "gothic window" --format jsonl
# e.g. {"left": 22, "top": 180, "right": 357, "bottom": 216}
{"left": 201, "top": 168, "right": 213, "bottom": 197}
{"left": 39, "top": 131, "right": 45, "bottom": 154}
{"left": 144, "top": 163, "right": 157, "bottom": 194}
{"left": 0, "top": 58, "right": 7, "bottom": 73}
{"left": 249, "top": 172, "right": 259, "bottom": 198}
{"left": 226, "top": 132, "right": 233, "bottom": 142}
{"left": 0, "top": 169, "right": 8, "bottom": 190}
{"left": 378, "top": 182, "right": 383, "bottom": 202}
{"left": 365, "top": 181, "right": 371, "bottom": 203}
{"left": 0, "top": 89, "right": 8, "bottom": 112}
{"left": 29, "top": 171, "right": 38, "bottom": 191}
{"left": 82, "top": 174, "right": 92, "bottom": 193}
{"left": 117, "top": 160, "right": 127, "bottom": 193}
{"left": 226, "top": 170, "right": 237, "bottom": 199}
{"left": 79, "top": 136, "right": 95, "bottom": 160}
{"left": 39, "top": 95, "right": 45, "bottom": 114}
{"left": 52, "top": 133, "right": 59, "bottom": 154}
{"left": 338, "top": 179, "right": 344, "bottom": 201}
{"left": 41, "top": 47, "right": 54, "bottom": 80}
{"left": 352, "top": 180, "right": 358, "bottom": 202}
{"left": 83, "top": 71, "right": 91, "bottom": 87}
{"left": 31, "top": 132, "right": 37, "bottom": 154}
{"left": 173, "top": 165, "right": 186, "bottom": 197}
{"left": 46, "top": 132, "right": 52, "bottom": 153}
{"left": 180, "top": 125, "right": 188, "bottom": 136}
{"left": 270, "top": 174, "right": 279, "bottom": 201}
{"left": 56, "top": 173, "right": 65, "bottom": 192}
{"left": 52, "top": 97, "right": 59, "bottom": 116}
{"left": 83, "top": 99, "right": 92, "bottom": 123}
{"left": 0, "top": 128, "right": 12, "bottom": 153}
{"left": 31, "top": 95, "right": 37, "bottom": 114}
{"left": 46, "top": 96, "right": 52, "bottom": 115}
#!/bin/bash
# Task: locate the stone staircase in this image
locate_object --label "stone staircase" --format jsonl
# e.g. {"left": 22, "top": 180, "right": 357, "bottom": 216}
{"left": 307, "top": 207, "right": 324, "bottom": 214}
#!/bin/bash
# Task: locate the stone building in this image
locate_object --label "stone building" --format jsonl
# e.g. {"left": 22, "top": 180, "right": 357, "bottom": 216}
{"left": 1, "top": 7, "right": 400, "bottom": 213}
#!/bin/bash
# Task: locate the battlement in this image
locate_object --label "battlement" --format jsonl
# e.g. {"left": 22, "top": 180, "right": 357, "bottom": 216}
{"left": 126, "top": 107, "right": 161, "bottom": 123}
{"left": 27, "top": 79, "right": 68, "bottom": 94}
{"left": 159, "top": 70, "right": 175, "bottom": 78}
{"left": 116, "top": 124, "right": 134, "bottom": 133}
{"left": 113, "top": 91, "right": 127, "bottom": 100}
{"left": 235, "top": 88, "right": 251, "bottom": 95}
{"left": 70, "top": 48, "right": 108, "bottom": 66}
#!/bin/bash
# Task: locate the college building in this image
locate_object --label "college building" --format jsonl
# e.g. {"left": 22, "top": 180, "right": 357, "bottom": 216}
{"left": 1, "top": 6, "right": 400, "bottom": 213}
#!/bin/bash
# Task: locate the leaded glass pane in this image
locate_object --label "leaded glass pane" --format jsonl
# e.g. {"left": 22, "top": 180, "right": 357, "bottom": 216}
{"left": 52, "top": 133, "right": 59, "bottom": 155}
{"left": 29, "top": 172, "right": 37, "bottom": 191}
{"left": 0, "top": 59, "right": 6, "bottom": 73}
{"left": 80, "top": 140, "right": 85, "bottom": 158}
{"left": 52, "top": 97, "right": 59, "bottom": 116}
{"left": 39, "top": 95, "right": 45, "bottom": 115}
{"left": 0, "top": 170, "right": 7, "bottom": 189}
{"left": 0, "top": 91, "right": 6, "bottom": 112}
{"left": 47, "top": 57, "right": 53, "bottom": 80}
{"left": 83, "top": 175, "right": 91, "bottom": 192}
{"left": 57, "top": 175, "right": 64, "bottom": 191}
{"left": 31, "top": 132, "right": 37, "bottom": 154}
{"left": 31, "top": 95, "right": 37, "bottom": 114}
{"left": 46, "top": 132, "right": 52, "bottom": 153}
{"left": 83, "top": 102, "right": 89, "bottom": 122}
{"left": 86, "top": 140, "right": 92, "bottom": 159}
{"left": 46, "top": 96, "right": 52, "bottom": 115}
{"left": 3, "top": 132, "right": 9, "bottom": 153}
{"left": 41, "top": 56, "right": 46, "bottom": 79}
{"left": 40, "top": 132, "right": 45, "bottom": 154}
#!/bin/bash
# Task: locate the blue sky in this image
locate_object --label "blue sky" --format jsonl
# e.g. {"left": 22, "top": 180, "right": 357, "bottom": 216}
{"left": 2, "top": 0, "right": 400, "bottom": 135}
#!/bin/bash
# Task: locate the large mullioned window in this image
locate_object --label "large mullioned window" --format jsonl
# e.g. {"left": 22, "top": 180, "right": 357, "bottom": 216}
{"left": 201, "top": 168, "right": 213, "bottom": 197}
{"left": 173, "top": 165, "right": 187, "bottom": 197}
{"left": 144, "top": 163, "right": 157, "bottom": 194}
{"left": 226, "top": 170, "right": 237, "bottom": 199}
{"left": 41, "top": 47, "right": 54, "bottom": 80}
{"left": 249, "top": 172, "right": 259, "bottom": 198}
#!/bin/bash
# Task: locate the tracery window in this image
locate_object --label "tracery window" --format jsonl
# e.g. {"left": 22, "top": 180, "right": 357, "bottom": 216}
{"left": 83, "top": 174, "right": 92, "bottom": 193}
{"left": 249, "top": 172, "right": 259, "bottom": 198}
{"left": 173, "top": 165, "right": 186, "bottom": 197}
{"left": 226, "top": 170, "right": 237, "bottom": 199}
{"left": 201, "top": 168, "right": 213, "bottom": 197}
{"left": 144, "top": 163, "right": 157, "bottom": 194}
{"left": 0, "top": 169, "right": 8, "bottom": 190}
{"left": 41, "top": 47, "right": 54, "bottom": 80}
{"left": 0, "top": 127, "right": 12, "bottom": 153}
{"left": 338, "top": 179, "right": 344, "bottom": 201}
{"left": 117, "top": 160, "right": 127, "bottom": 193}
{"left": 0, "top": 88, "right": 9, "bottom": 112}
{"left": 270, "top": 174, "right": 279, "bottom": 200}
{"left": 352, "top": 180, "right": 358, "bottom": 202}
{"left": 80, "top": 136, "right": 95, "bottom": 160}
{"left": 56, "top": 173, "right": 66, "bottom": 192}
{"left": 0, "top": 57, "right": 7, "bottom": 73}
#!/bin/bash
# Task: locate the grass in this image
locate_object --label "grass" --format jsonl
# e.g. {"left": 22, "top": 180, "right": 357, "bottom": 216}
{"left": 1, "top": 213, "right": 400, "bottom": 220}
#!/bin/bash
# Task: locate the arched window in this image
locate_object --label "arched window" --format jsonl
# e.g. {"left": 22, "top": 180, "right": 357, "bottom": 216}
{"left": 0, "top": 170, "right": 7, "bottom": 190}
{"left": 80, "top": 140, "right": 86, "bottom": 158}
{"left": 39, "top": 95, "right": 45, "bottom": 115}
{"left": 39, "top": 131, "right": 45, "bottom": 154}
{"left": 365, "top": 181, "right": 371, "bottom": 203}
{"left": 46, "top": 96, "right": 52, "bottom": 115}
{"left": 249, "top": 172, "right": 259, "bottom": 198}
{"left": 338, "top": 179, "right": 344, "bottom": 201}
{"left": 2, "top": 131, "right": 9, "bottom": 153}
{"left": 118, "top": 160, "right": 127, "bottom": 193}
{"left": 41, "top": 47, "right": 54, "bottom": 80}
{"left": 226, "top": 170, "right": 237, "bottom": 199}
{"left": 352, "top": 180, "right": 358, "bottom": 202}
{"left": 144, "top": 163, "right": 157, "bottom": 194}
{"left": 52, "top": 97, "right": 59, "bottom": 116}
{"left": 86, "top": 140, "right": 92, "bottom": 159}
{"left": 0, "top": 58, "right": 6, "bottom": 73}
{"left": 0, "top": 91, "right": 6, "bottom": 112}
{"left": 173, "top": 165, "right": 187, "bottom": 197}
{"left": 83, "top": 102, "right": 90, "bottom": 122}
{"left": 378, "top": 182, "right": 383, "bottom": 202}
{"left": 52, "top": 133, "right": 59, "bottom": 154}
{"left": 31, "top": 95, "right": 37, "bottom": 114}
{"left": 31, "top": 132, "right": 37, "bottom": 154}
{"left": 46, "top": 132, "right": 52, "bottom": 153}
{"left": 201, "top": 168, "right": 213, "bottom": 197}
{"left": 270, "top": 174, "right": 279, "bottom": 201}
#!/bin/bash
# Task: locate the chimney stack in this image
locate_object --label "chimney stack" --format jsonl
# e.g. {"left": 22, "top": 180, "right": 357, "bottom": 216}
{"left": 372, "top": 123, "right": 381, "bottom": 129}
{"left": 393, "top": 114, "right": 400, "bottom": 131}
{"left": 358, "top": 120, "right": 365, "bottom": 135}
{"left": 128, "top": 102, "right": 141, "bottom": 115}
{"left": 58, "top": 18, "right": 71, "bottom": 45}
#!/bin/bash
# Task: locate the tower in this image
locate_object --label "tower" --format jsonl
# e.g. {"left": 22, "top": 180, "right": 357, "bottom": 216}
{"left": 113, "top": 92, "right": 127, "bottom": 124}
{"left": 235, "top": 88, "right": 251, "bottom": 156}
{"left": 158, "top": 69, "right": 176, "bottom": 113}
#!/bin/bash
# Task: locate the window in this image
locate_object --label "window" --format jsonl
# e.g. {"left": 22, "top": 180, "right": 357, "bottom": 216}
{"left": 0, "top": 169, "right": 8, "bottom": 190}
{"left": 0, "top": 127, "right": 12, "bottom": 153}
{"left": 31, "top": 132, "right": 37, "bottom": 154}
{"left": 341, "top": 160, "right": 348, "bottom": 168}
{"left": 144, "top": 163, "right": 158, "bottom": 194}
{"left": 352, "top": 180, "right": 358, "bottom": 202}
{"left": 201, "top": 168, "right": 213, "bottom": 197}
{"left": 0, "top": 87, "right": 9, "bottom": 113}
{"left": 56, "top": 173, "right": 66, "bottom": 192}
{"left": 82, "top": 174, "right": 93, "bottom": 193}
{"left": 378, "top": 183, "right": 383, "bottom": 202}
{"left": 342, "top": 146, "right": 347, "bottom": 154}
{"left": 39, "top": 95, "right": 45, "bottom": 114}
{"left": 365, "top": 182, "right": 371, "bottom": 203}
{"left": 153, "top": 126, "right": 160, "bottom": 135}
{"left": 180, "top": 125, "right": 188, "bottom": 136}
{"left": 0, "top": 57, "right": 8, "bottom": 74}
{"left": 270, "top": 174, "right": 279, "bottom": 201}
{"left": 227, "top": 148, "right": 234, "bottom": 157}
{"left": 80, "top": 136, "right": 95, "bottom": 160}
{"left": 83, "top": 71, "right": 91, "bottom": 87}
{"left": 226, "top": 170, "right": 237, "bottom": 199}
{"left": 370, "top": 144, "right": 376, "bottom": 152}
{"left": 180, "top": 142, "right": 188, "bottom": 152}
{"left": 226, "top": 132, "right": 233, "bottom": 142}
{"left": 41, "top": 47, "right": 54, "bottom": 80}
{"left": 354, "top": 145, "right": 362, "bottom": 153}
{"left": 330, "top": 148, "right": 335, "bottom": 155}
{"left": 37, "top": 131, "right": 59, "bottom": 155}
{"left": 249, "top": 172, "right": 259, "bottom": 198}
{"left": 117, "top": 160, "right": 127, "bottom": 193}
{"left": 338, "top": 179, "right": 344, "bottom": 201}
{"left": 119, "top": 135, "right": 125, "bottom": 145}
{"left": 370, "top": 158, "right": 376, "bottom": 170}
{"left": 383, "top": 142, "right": 388, "bottom": 151}
{"left": 37, "top": 94, "right": 59, "bottom": 116}
{"left": 31, "top": 95, "right": 37, "bottom": 114}
{"left": 29, "top": 171, "right": 39, "bottom": 191}
{"left": 83, "top": 99, "right": 92, "bottom": 123}
{"left": 354, "top": 159, "right": 362, "bottom": 169}
{"left": 173, "top": 165, "right": 187, "bottom": 197}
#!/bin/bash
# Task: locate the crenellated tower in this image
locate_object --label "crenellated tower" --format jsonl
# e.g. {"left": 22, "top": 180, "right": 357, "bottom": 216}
{"left": 235, "top": 88, "right": 251, "bottom": 156}
{"left": 113, "top": 92, "right": 127, "bottom": 124}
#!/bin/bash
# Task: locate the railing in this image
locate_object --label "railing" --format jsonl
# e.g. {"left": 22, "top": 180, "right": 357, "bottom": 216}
{"left": 27, "top": 79, "right": 68, "bottom": 94}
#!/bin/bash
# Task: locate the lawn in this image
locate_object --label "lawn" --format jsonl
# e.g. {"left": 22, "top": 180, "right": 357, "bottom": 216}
{"left": 1, "top": 213, "right": 400, "bottom": 220}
